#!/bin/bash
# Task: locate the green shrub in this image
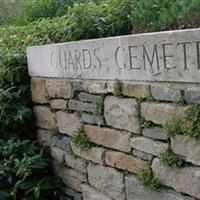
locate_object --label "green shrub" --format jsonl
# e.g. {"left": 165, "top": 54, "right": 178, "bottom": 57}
{"left": 165, "top": 104, "right": 200, "bottom": 139}
{"left": 137, "top": 169, "right": 161, "bottom": 191}
{"left": 160, "top": 150, "right": 185, "bottom": 168}
{"left": 0, "top": 137, "right": 65, "bottom": 200}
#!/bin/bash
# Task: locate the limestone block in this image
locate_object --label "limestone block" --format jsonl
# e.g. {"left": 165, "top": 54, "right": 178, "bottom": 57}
{"left": 152, "top": 158, "right": 200, "bottom": 199}
{"left": 80, "top": 113, "right": 104, "bottom": 125}
{"left": 50, "top": 146, "right": 65, "bottom": 163}
{"left": 104, "top": 96, "right": 140, "bottom": 133}
{"left": 132, "top": 149, "right": 153, "bottom": 161}
{"left": 34, "top": 106, "right": 56, "bottom": 130}
{"left": 143, "top": 127, "right": 168, "bottom": 140}
{"left": 141, "top": 102, "right": 188, "bottom": 125}
{"left": 71, "top": 143, "right": 105, "bottom": 164}
{"left": 52, "top": 135, "right": 71, "bottom": 152}
{"left": 50, "top": 99, "right": 67, "bottom": 109}
{"left": 122, "top": 83, "right": 150, "bottom": 98}
{"left": 105, "top": 150, "right": 149, "bottom": 173}
{"left": 185, "top": 89, "right": 200, "bottom": 104}
{"left": 78, "top": 92, "right": 103, "bottom": 103}
{"left": 84, "top": 125, "right": 131, "bottom": 152}
{"left": 87, "top": 163, "right": 125, "bottom": 200}
{"left": 125, "top": 175, "right": 195, "bottom": 200}
{"left": 151, "top": 85, "right": 181, "bottom": 101}
{"left": 46, "top": 79, "right": 73, "bottom": 99}
{"left": 82, "top": 184, "right": 113, "bottom": 200}
{"left": 64, "top": 188, "right": 82, "bottom": 200}
{"left": 171, "top": 135, "right": 200, "bottom": 166}
{"left": 31, "top": 78, "right": 48, "bottom": 103}
{"left": 68, "top": 100, "right": 96, "bottom": 113}
{"left": 130, "top": 137, "right": 168, "bottom": 156}
{"left": 56, "top": 111, "right": 81, "bottom": 137}
{"left": 37, "top": 129, "right": 53, "bottom": 146}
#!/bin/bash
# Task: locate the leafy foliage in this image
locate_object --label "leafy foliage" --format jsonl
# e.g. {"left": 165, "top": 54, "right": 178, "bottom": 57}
{"left": 160, "top": 150, "right": 185, "bottom": 168}
{"left": 165, "top": 105, "right": 200, "bottom": 139}
{"left": 137, "top": 169, "right": 161, "bottom": 191}
{"left": 72, "top": 127, "right": 91, "bottom": 150}
{"left": 0, "top": 137, "right": 64, "bottom": 200}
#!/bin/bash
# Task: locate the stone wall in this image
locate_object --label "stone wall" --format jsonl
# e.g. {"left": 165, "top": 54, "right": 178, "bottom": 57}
{"left": 31, "top": 78, "right": 200, "bottom": 200}
{"left": 28, "top": 29, "right": 200, "bottom": 200}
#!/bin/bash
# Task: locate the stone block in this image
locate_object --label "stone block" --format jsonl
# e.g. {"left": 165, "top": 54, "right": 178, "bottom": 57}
{"left": 82, "top": 184, "right": 113, "bottom": 200}
{"left": 143, "top": 127, "right": 168, "bottom": 140}
{"left": 83, "top": 82, "right": 108, "bottom": 94}
{"left": 122, "top": 83, "right": 150, "bottom": 98}
{"left": 171, "top": 135, "right": 200, "bottom": 166}
{"left": 130, "top": 137, "right": 168, "bottom": 156}
{"left": 141, "top": 102, "right": 188, "bottom": 125}
{"left": 71, "top": 143, "right": 105, "bottom": 164}
{"left": 64, "top": 188, "right": 82, "bottom": 200}
{"left": 106, "top": 151, "right": 149, "bottom": 173}
{"left": 80, "top": 113, "right": 104, "bottom": 125}
{"left": 151, "top": 85, "right": 181, "bottom": 101}
{"left": 185, "top": 89, "right": 200, "bottom": 104}
{"left": 52, "top": 135, "right": 71, "bottom": 152}
{"left": 31, "top": 78, "right": 48, "bottom": 103}
{"left": 50, "top": 146, "right": 65, "bottom": 163}
{"left": 55, "top": 166, "right": 87, "bottom": 192}
{"left": 56, "top": 111, "right": 82, "bottom": 137}
{"left": 104, "top": 96, "right": 140, "bottom": 133}
{"left": 87, "top": 163, "right": 125, "bottom": 200}
{"left": 68, "top": 100, "right": 96, "bottom": 113}
{"left": 34, "top": 106, "right": 56, "bottom": 130}
{"left": 84, "top": 125, "right": 131, "bottom": 152}
{"left": 64, "top": 152, "right": 87, "bottom": 173}
{"left": 152, "top": 158, "right": 200, "bottom": 199}
{"left": 125, "top": 175, "right": 195, "bottom": 200}
{"left": 46, "top": 79, "right": 73, "bottom": 99}
{"left": 50, "top": 99, "right": 67, "bottom": 109}
{"left": 37, "top": 129, "right": 52, "bottom": 146}
{"left": 132, "top": 149, "right": 153, "bottom": 161}
{"left": 78, "top": 92, "right": 103, "bottom": 103}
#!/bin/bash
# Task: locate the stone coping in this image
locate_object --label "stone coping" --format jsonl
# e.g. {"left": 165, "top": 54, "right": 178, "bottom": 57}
{"left": 27, "top": 28, "right": 200, "bottom": 83}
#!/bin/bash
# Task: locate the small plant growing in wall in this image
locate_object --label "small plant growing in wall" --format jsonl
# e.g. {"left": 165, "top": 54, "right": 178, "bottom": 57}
{"left": 159, "top": 150, "right": 185, "bottom": 168}
{"left": 164, "top": 104, "right": 200, "bottom": 139}
{"left": 93, "top": 99, "right": 104, "bottom": 120}
{"left": 137, "top": 168, "right": 161, "bottom": 191}
{"left": 72, "top": 126, "right": 91, "bottom": 150}
{"left": 113, "top": 79, "right": 123, "bottom": 96}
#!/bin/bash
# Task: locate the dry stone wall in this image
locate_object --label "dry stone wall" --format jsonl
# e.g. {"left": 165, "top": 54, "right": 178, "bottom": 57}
{"left": 28, "top": 29, "right": 200, "bottom": 200}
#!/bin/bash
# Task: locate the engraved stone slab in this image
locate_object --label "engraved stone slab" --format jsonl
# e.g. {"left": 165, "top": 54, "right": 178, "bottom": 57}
{"left": 27, "top": 29, "right": 200, "bottom": 83}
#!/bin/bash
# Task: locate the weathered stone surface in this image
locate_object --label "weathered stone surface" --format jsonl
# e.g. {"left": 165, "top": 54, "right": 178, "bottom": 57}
{"left": 56, "top": 111, "right": 81, "bottom": 137}
{"left": 71, "top": 143, "right": 105, "bottom": 164}
{"left": 122, "top": 83, "right": 150, "bottom": 98}
{"left": 64, "top": 152, "right": 87, "bottom": 173}
{"left": 87, "top": 163, "right": 125, "bottom": 200}
{"left": 132, "top": 149, "right": 153, "bottom": 161}
{"left": 68, "top": 100, "right": 95, "bottom": 113}
{"left": 185, "top": 89, "right": 200, "bottom": 104}
{"left": 64, "top": 188, "right": 82, "bottom": 200}
{"left": 104, "top": 96, "right": 140, "bottom": 133}
{"left": 55, "top": 165, "right": 87, "bottom": 192}
{"left": 50, "top": 146, "right": 65, "bottom": 163}
{"left": 82, "top": 184, "right": 113, "bottom": 200}
{"left": 141, "top": 102, "right": 188, "bottom": 125}
{"left": 83, "top": 82, "right": 108, "bottom": 94}
{"left": 151, "top": 85, "right": 181, "bottom": 101}
{"left": 27, "top": 29, "right": 200, "bottom": 83}
{"left": 106, "top": 151, "right": 149, "bottom": 173}
{"left": 143, "top": 127, "right": 168, "bottom": 140}
{"left": 171, "top": 135, "right": 200, "bottom": 166}
{"left": 78, "top": 92, "right": 103, "bottom": 103}
{"left": 50, "top": 99, "right": 67, "bottom": 109}
{"left": 130, "top": 137, "right": 168, "bottom": 156}
{"left": 46, "top": 79, "right": 73, "bottom": 99}
{"left": 34, "top": 106, "right": 56, "bottom": 130}
{"left": 52, "top": 135, "right": 71, "bottom": 151}
{"left": 31, "top": 78, "right": 48, "bottom": 103}
{"left": 125, "top": 175, "right": 195, "bottom": 200}
{"left": 85, "top": 125, "right": 131, "bottom": 152}
{"left": 152, "top": 158, "right": 200, "bottom": 199}
{"left": 37, "top": 129, "right": 52, "bottom": 146}
{"left": 80, "top": 113, "right": 104, "bottom": 125}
